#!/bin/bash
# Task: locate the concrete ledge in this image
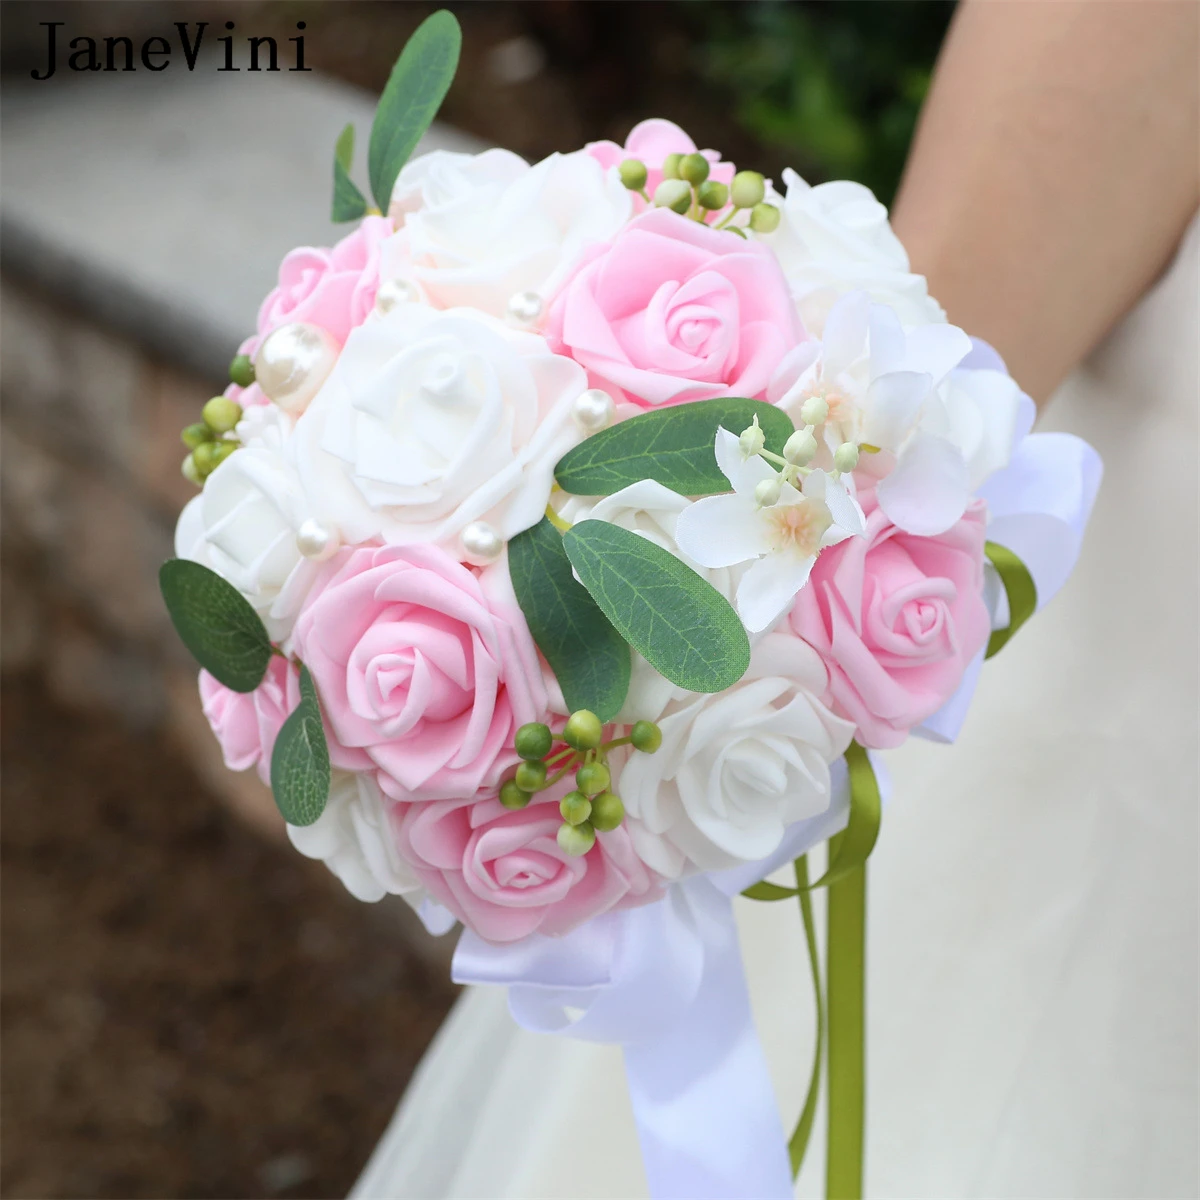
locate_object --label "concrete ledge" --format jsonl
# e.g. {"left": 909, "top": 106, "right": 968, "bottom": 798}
{"left": 1, "top": 66, "right": 483, "bottom": 380}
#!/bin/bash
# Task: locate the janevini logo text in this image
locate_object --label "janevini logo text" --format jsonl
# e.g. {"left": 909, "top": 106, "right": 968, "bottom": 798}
{"left": 30, "top": 21, "right": 310, "bottom": 81}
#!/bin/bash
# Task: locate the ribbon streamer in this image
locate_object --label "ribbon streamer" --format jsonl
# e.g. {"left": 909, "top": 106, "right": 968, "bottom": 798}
{"left": 983, "top": 541, "right": 1037, "bottom": 658}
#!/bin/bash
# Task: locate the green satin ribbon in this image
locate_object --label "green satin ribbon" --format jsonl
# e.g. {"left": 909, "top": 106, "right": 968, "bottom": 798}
{"left": 825, "top": 841, "right": 866, "bottom": 1199}
{"left": 742, "top": 742, "right": 880, "bottom": 1199}
{"left": 743, "top": 743, "right": 881, "bottom": 902}
{"left": 788, "top": 854, "right": 824, "bottom": 1174}
{"left": 984, "top": 540, "right": 1038, "bottom": 658}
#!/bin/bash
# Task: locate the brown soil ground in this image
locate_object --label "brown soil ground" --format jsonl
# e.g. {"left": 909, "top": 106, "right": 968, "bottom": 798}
{"left": 1, "top": 673, "right": 458, "bottom": 1200}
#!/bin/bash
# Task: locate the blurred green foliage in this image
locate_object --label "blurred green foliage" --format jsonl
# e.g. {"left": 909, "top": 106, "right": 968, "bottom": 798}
{"left": 687, "top": 1, "right": 955, "bottom": 204}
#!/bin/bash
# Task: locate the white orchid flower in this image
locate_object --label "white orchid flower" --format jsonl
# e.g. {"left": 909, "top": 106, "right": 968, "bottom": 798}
{"left": 675, "top": 428, "right": 865, "bottom": 634}
{"left": 769, "top": 290, "right": 979, "bottom": 536}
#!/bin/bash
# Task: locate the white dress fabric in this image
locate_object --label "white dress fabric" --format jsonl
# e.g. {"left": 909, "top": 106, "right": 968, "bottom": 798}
{"left": 353, "top": 217, "right": 1199, "bottom": 1200}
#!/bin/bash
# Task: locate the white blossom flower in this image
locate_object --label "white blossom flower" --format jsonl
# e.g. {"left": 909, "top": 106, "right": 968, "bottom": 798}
{"left": 760, "top": 169, "right": 945, "bottom": 334}
{"left": 292, "top": 305, "right": 588, "bottom": 548}
{"left": 616, "top": 632, "right": 855, "bottom": 878}
{"left": 675, "top": 428, "right": 865, "bottom": 634}
{"left": 383, "top": 147, "right": 632, "bottom": 317}
{"left": 287, "top": 771, "right": 427, "bottom": 905}
{"left": 769, "top": 290, "right": 990, "bottom": 537}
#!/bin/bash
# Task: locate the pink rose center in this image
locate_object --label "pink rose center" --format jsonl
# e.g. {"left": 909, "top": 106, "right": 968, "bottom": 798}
{"left": 465, "top": 820, "right": 586, "bottom": 906}
{"left": 349, "top": 612, "right": 473, "bottom": 737}
{"left": 864, "top": 571, "right": 958, "bottom": 662}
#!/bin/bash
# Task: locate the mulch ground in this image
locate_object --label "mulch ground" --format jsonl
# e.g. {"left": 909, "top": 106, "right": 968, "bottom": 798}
{"left": 1, "top": 673, "right": 458, "bottom": 1200}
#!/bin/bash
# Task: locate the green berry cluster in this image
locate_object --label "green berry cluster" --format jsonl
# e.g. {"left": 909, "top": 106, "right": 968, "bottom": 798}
{"left": 499, "top": 710, "right": 663, "bottom": 858}
{"left": 618, "top": 153, "right": 780, "bottom": 236}
{"left": 180, "top": 356, "right": 255, "bottom": 487}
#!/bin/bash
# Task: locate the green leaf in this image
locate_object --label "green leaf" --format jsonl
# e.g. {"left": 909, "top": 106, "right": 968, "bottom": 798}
{"left": 159, "top": 559, "right": 272, "bottom": 693}
{"left": 508, "top": 518, "right": 631, "bottom": 722}
{"left": 563, "top": 521, "right": 750, "bottom": 694}
{"left": 270, "top": 666, "right": 331, "bottom": 827}
{"left": 332, "top": 122, "right": 368, "bottom": 223}
{"left": 367, "top": 10, "right": 461, "bottom": 213}
{"left": 554, "top": 398, "right": 794, "bottom": 497}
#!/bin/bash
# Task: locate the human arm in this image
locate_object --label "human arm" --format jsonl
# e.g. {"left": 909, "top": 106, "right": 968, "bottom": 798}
{"left": 891, "top": 0, "right": 1199, "bottom": 404}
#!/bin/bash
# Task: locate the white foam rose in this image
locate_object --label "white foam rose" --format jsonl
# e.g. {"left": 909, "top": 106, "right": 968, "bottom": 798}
{"left": 293, "top": 304, "right": 588, "bottom": 547}
{"left": 761, "top": 168, "right": 944, "bottom": 334}
{"left": 383, "top": 147, "right": 632, "bottom": 316}
{"left": 173, "top": 445, "right": 317, "bottom": 640}
{"left": 558, "top": 480, "right": 739, "bottom": 722}
{"left": 616, "top": 632, "right": 855, "bottom": 879}
{"left": 287, "top": 771, "right": 426, "bottom": 905}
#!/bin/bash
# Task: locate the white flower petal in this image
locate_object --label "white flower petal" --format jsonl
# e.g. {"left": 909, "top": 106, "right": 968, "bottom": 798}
{"left": 876, "top": 430, "right": 970, "bottom": 535}
{"left": 736, "top": 552, "right": 816, "bottom": 633}
{"left": 862, "top": 370, "right": 933, "bottom": 451}
{"left": 868, "top": 303, "right": 907, "bottom": 377}
{"left": 675, "top": 494, "right": 770, "bottom": 568}
{"left": 714, "top": 427, "right": 778, "bottom": 498}
{"left": 905, "top": 322, "right": 972, "bottom": 385}
{"left": 813, "top": 471, "right": 866, "bottom": 536}
{"left": 821, "top": 291, "right": 871, "bottom": 378}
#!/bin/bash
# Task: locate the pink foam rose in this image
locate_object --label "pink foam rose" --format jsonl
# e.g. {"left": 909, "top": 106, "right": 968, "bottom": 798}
{"left": 545, "top": 208, "right": 803, "bottom": 409}
{"left": 789, "top": 487, "right": 991, "bottom": 749}
{"left": 291, "top": 544, "right": 548, "bottom": 803}
{"left": 257, "top": 214, "right": 392, "bottom": 346}
{"left": 393, "top": 777, "right": 664, "bottom": 943}
{"left": 199, "top": 657, "right": 297, "bottom": 784}
{"left": 587, "top": 118, "right": 735, "bottom": 214}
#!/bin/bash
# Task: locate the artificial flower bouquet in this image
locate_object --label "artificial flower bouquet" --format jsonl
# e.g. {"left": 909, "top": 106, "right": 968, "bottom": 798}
{"left": 161, "top": 14, "right": 1101, "bottom": 1198}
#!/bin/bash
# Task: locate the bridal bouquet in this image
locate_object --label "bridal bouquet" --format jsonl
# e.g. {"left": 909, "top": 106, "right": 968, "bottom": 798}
{"left": 162, "top": 14, "right": 1100, "bottom": 1198}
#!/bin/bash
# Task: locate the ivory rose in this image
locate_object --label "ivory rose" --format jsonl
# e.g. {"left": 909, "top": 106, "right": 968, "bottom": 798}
{"left": 291, "top": 543, "right": 548, "bottom": 802}
{"left": 761, "top": 169, "right": 944, "bottom": 334}
{"left": 617, "top": 633, "right": 855, "bottom": 879}
{"left": 199, "top": 657, "right": 297, "bottom": 784}
{"left": 293, "top": 305, "right": 588, "bottom": 548}
{"left": 788, "top": 486, "right": 991, "bottom": 749}
{"left": 392, "top": 777, "right": 664, "bottom": 943}
{"left": 545, "top": 207, "right": 802, "bottom": 409}
{"left": 586, "top": 118, "right": 735, "bottom": 214}
{"left": 385, "top": 148, "right": 631, "bottom": 316}
{"left": 258, "top": 215, "right": 393, "bottom": 345}
{"left": 287, "top": 770, "right": 427, "bottom": 905}
{"left": 174, "top": 445, "right": 318, "bottom": 639}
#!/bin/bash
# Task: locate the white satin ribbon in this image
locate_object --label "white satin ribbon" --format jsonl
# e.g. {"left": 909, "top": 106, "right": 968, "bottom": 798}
{"left": 450, "top": 773, "right": 868, "bottom": 1200}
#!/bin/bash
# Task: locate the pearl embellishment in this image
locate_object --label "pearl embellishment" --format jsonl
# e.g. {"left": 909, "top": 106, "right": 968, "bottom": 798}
{"left": 376, "top": 278, "right": 419, "bottom": 313}
{"left": 572, "top": 388, "right": 615, "bottom": 433}
{"left": 254, "top": 323, "right": 337, "bottom": 415}
{"left": 506, "top": 290, "right": 544, "bottom": 326}
{"left": 296, "top": 518, "right": 340, "bottom": 561}
{"left": 460, "top": 521, "right": 504, "bottom": 566}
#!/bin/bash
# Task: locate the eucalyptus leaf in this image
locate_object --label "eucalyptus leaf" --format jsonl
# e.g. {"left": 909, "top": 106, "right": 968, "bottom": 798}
{"left": 159, "top": 559, "right": 272, "bottom": 693}
{"left": 554, "top": 397, "right": 794, "bottom": 497}
{"left": 508, "top": 518, "right": 630, "bottom": 721}
{"left": 270, "top": 666, "right": 331, "bottom": 827}
{"left": 563, "top": 521, "right": 750, "bottom": 694}
{"left": 332, "top": 122, "right": 368, "bottom": 223}
{"left": 367, "top": 10, "right": 461, "bottom": 213}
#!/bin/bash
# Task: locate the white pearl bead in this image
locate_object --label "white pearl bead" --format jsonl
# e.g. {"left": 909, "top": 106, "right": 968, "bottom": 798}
{"left": 296, "top": 518, "right": 340, "bottom": 561}
{"left": 506, "top": 290, "right": 544, "bottom": 326}
{"left": 572, "top": 388, "right": 615, "bottom": 433}
{"left": 376, "top": 277, "right": 419, "bottom": 313}
{"left": 460, "top": 520, "right": 504, "bottom": 566}
{"left": 255, "top": 323, "right": 338, "bottom": 414}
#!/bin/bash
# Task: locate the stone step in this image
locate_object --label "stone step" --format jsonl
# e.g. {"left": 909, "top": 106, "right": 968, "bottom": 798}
{"left": 1, "top": 65, "right": 483, "bottom": 379}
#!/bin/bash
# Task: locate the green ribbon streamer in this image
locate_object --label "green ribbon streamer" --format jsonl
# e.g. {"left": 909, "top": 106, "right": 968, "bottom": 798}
{"left": 742, "top": 742, "right": 880, "bottom": 1198}
{"left": 742, "top": 742, "right": 881, "bottom": 901}
{"left": 789, "top": 854, "right": 824, "bottom": 1175}
{"left": 984, "top": 540, "right": 1037, "bottom": 658}
{"left": 825, "top": 840, "right": 866, "bottom": 1200}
